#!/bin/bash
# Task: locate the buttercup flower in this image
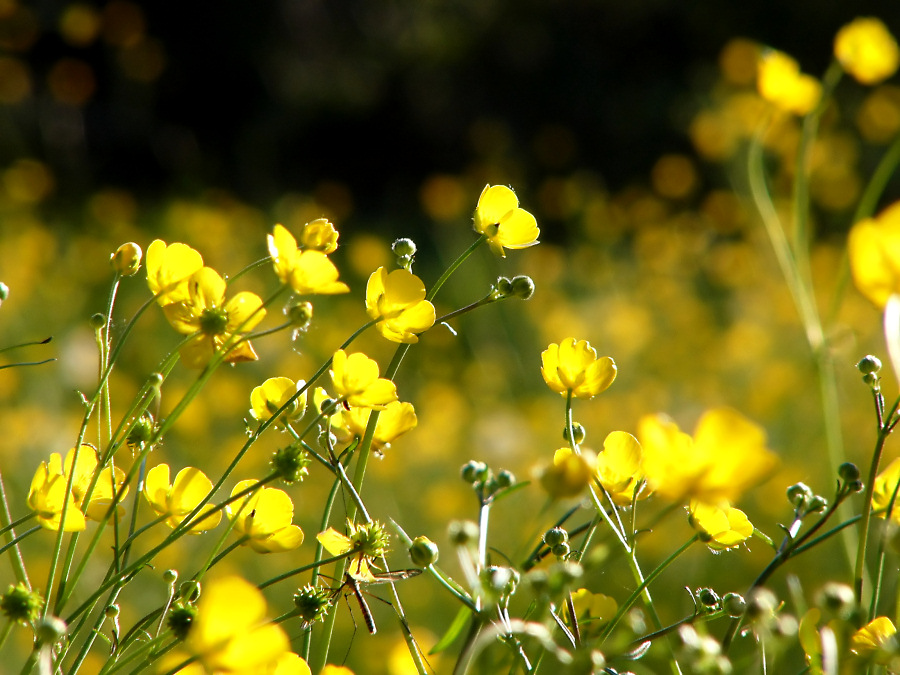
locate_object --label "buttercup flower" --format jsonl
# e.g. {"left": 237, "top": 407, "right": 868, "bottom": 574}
{"left": 638, "top": 408, "right": 778, "bottom": 505}
{"left": 365, "top": 266, "right": 435, "bottom": 343}
{"left": 317, "top": 520, "right": 390, "bottom": 581}
{"left": 757, "top": 49, "right": 822, "bottom": 115}
{"left": 538, "top": 448, "right": 598, "bottom": 500}
{"left": 298, "top": 218, "right": 339, "bottom": 253}
{"left": 595, "top": 431, "right": 651, "bottom": 506}
{"left": 163, "top": 266, "right": 265, "bottom": 369}
{"left": 249, "top": 376, "right": 307, "bottom": 425}
{"left": 689, "top": 500, "right": 753, "bottom": 551}
{"left": 226, "top": 480, "right": 304, "bottom": 553}
{"left": 872, "top": 457, "right": 900, "bottom": 522}
{"left": 329, "top": 349, "right": 398, "bottom": 410}
{"left": 320, "top": 667, "right": 355, "bottom": 675}
{"left": 338, "top": 400, "right": 417, "bottom": 454}
{"left": 143, "top": 464, "right": 222, "bottom": 533}
{"left": 473, "top": 184, "right": 540, "bottom": 257}
{"left": 835, "top": 18, "right": 899, "bottom": 85}
{"left": 145, "top": 239, "right": 204, "bottom": 306}
{"left": 541, "top": 338, "right": 617, "bottom": 400}
{"left": 570, "top": 588, "right": 617, "bottom": 636}
{"left": 60, "top": 444, "right": 127, "bottom": 521}
{"left": 848, "top": 201, "right": 900, "bottom": 308}
{"left": 27, "top": 457, "right": 85, "bottom": 532}
{"left": 268, "top": 224, "right": 349, "bottom": 295}
{"left": 850, "top": 616, "right": 898, "bottom": 662}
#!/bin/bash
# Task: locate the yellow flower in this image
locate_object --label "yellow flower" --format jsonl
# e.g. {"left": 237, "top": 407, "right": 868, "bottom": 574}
{"left": 329, "top": 349, "right": 398, "bottom": 410}
{"left": 143, "top": 464, "right": 222, "bottom": 533}
{"left": 226, "top": 480, "right": 304, "bottom": 553}
{"left": 595, "top": 431, "right": 651, "bottom": 506}
{"left": 850, "top": 616, "right": 898, "bottom": 663}
{"left": 27, "top": 456, "right": 85, "bottom": 532}
{"left": 267, "top": 224, "right": 349, "bottom": 295}
{"left": 163, "top": 267, "right": 265, "bottom": 369}
{"left": 688, "top": 500, "right": 753, "bottom": 551}
{"left": 835, "top": 18, "right": 900, "bottom": 85}
{"left": 320, "top": 667, "right": 355, "bottom": 675}
{"left": 61, "top": 445, "right": 127, "bottom": 521}
{"left": 298, "top": 218, "right": 340, "bottom": 253}
{"left": 757, "top": 49, "right": 822, "bottom": 115}
{"left": 638, "top": 408, "right": 778, "bottom": 505}
{"left": 538, "top": 448, "right": 597, "bottom": 499}
{"left": 365, "top": 267, "right": 435, "bottom": 343}
{"left": 249, "top": 377, "right": 307, "bottom": 425}
{"left": 473, "top": 184, "right": 540, "bottom": 257}
{"left": 872, "top": 457, "right": 900, "bottom": 522}
{"left": 339, "top": 400, "right": 417, "bottom": 454}
{"left": 848, "top": 201, "right": 900, "bottom": 308}
{"left": 317, "top": 520, "right": 390, "bottom": 581}
{"left": 145, "top": 239, "right": 204, "bottom": 306}
{"left": 569, "top": 588, "right": 617, "bottom": 637}
{"left": 183, "top": 575, "right": 295, "bottom": 673}
{"left": 541, "top": 338, "right": 617, "bottom": 400}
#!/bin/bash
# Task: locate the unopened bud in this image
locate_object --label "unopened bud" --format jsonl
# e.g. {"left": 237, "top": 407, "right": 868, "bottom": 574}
{"left": 857, "top": 355, "right": 882, "bottom": 375}
{"left": 285, "top": 300, "right": 313, "bottom": 329}
{"left": 722, "top": 593, "right": 746, "bottom": 618}
{"left": 392, "top": 238, "right": 417, "bottom": 257}
{"left": 510, "top": 275, "right": 535, "bottom": 300}
{"left": 448, "top": 520, "right": 479, "bottom": 547}
{"left": 461, "top": 460, "right": 488, "bottom": 483}
{"left": 543, "top": 528, "right": 568, "bottom": 547}
{"left": 35, "top": 616, "right": 67, "bottom": 644}
{"left": 787, "top": 483, "right": 812, "bottom": 507}
{"left": 90, "top": 313, "right": 106, "bottom": 330}
{"left": 409, "top": 536, "right": 440, "bottom": 567}
{"left": 496, "top": 469, "right": 515, "bottom": 488}
{"left": 838, "top": 462, "right": 860, "bottom": 482}
{"left": 111, "top": 242, "right": 142, "bottom": 276}
{"left": 563, "top": 423, "right": 586, "bottom": 445}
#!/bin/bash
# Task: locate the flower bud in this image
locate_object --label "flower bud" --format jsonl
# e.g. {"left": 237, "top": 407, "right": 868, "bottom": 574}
{"left": 806, "top": 495, "right": 828, "bottom": 513}
{"left": 178, "top": 580, "right": 201, "bottom": 603}
{"left": 722, "top": 593, "right": 746, "bottom": 618}
{"left": 697, "top": 588, "right": 720, "bottom": 608}
{"left": 838, "top": 462, "right": 861, "bottom": 482}
{"left": 495, "top": 276, "right": 512, "bottom": 296}
{"left": 786, "top": 482, "right": 813, "bottom": 507}
{"left": 815, "top": 582, "right": 855, "bottom": 618}
{"left": 127, "top": 412, "right": 155, "bottom": 449}
{"left": 89, "top": 313, "right": 106, "bottom": 330}
{"left": 319, "top": 397, "right": 338, "bottom": 415}
{"left": 448, "top": 520, "right": 479, "bottom": 547}
{"left": 110, "top": 242, "right": 142, "bottom": 276}
{"left": 745, "top": 588, "right": 777, "bottom": 621}
{"left": 858, "top": 355, "right": 882, "bottom": 375}
{"left": 285, "top": 300, "right": 313, "bottom": 329}
{"left": 461, "top": 460, "right": 488, "bottom": 483}
{"left": 551, "top": 542, "right": 571, "bottom": 558}
{"left": 848, "top": 479, "right": 864, "bottom": 493}
{"left": 163, "top": 569, "right": 178, "bottom": 585}
{"left": 510, "top": 275, "right": 535, "bottom": 300}
{"left": 148, "top": 372, "right": 164, "bottom": 389}
{"left": 167, "top": 601, "right": 196, "bottom": 640}
{"left": 35, "top": 616, "right": 67, "bottom": 645}
{"left": 105, "top": 604, "right": 120, "bottom": 618}
{"left": 0, "top": 281, "right": 9, "bottom": 304}
{"left": 543, "top": 527, "right": 568, "bottom": 547}
{"left": 563, "top": 422, "right": 586, "bottom": 445}
{"left": 495, "top": 469, "right": 515, "bottom": 488}
{"left": 392, "top": 238, "right": 417, "bottom": 257}
{"left": 409, "top": 536, "right": 440, "bottom": 567}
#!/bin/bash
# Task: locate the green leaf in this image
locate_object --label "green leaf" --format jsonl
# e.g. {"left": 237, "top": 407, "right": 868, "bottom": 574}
{"left": 430, "top": 605, "right": 471, "bottom": 655}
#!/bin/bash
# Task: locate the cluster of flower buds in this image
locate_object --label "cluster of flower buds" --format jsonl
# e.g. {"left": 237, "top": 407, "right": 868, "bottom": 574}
{"left": 493, "top": 275, "right": 535, "bottom": 301}
{"left": 460, "top": 460, "right": 516, "bottom": 503}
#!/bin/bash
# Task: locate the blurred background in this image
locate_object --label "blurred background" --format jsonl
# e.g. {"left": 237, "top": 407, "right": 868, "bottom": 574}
{"left": 2, "top": 0, "right": 900, "bottom": 672}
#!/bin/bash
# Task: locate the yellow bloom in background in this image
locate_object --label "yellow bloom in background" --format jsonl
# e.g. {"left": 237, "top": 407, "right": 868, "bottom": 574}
{"left": 570, "top": 588, "right": 617, "bottom": 637}
{"left": 145, "top": 239, "right": 203, "bottom": 306}
{"left": 227, "top": 480, "right": 304, "bottom": 553}
{"left": 757, "top": 49, "right": 822, "bottom": 115}
{"left": 850, "top": 616, "right": 898, "bottom": 663}
{"left": 595, "top": 431, "right": 651, "bottom": 506}
{"left": 848, "top": 201, "right": 900, "bottom": 308}
{"left": 163, "top": 266, "right": 265, "bottom": 369}
{"left": 320, "top": 666, "right": 355, "bottom": 675}
{"left": 298, "top": 217, "right": 340, "bottom": 253}
{"left": 538, "top": 448, "right": 598, "bottom": 499}
{"left": 249, "top": 376, "right": 307, "bottom": 425}
{"left": 143, "top": 464, "right": 221, "bottom": 533}
{"left": 872, "top": 456, "right": 900, "bottom": 522}
{"left": 835, "top": 18, "right": 900, "bottom": 85}
{"left": 541, "top": 337, "right": 617, "bottom": 400}
{"left": 27, "top": 456, "right": 85, "bottom": 532}
{"left": 365, "top": 266, "right": 435, "bottom": 343}
{"left": 340, "top": 400, "right": 418, "bottom": 454}
{"left": 473, "top": 184, "right": 540, "bottom": 257}
{"left": 330, "top": 349, "right": 398, "bottom": 410}
{"left": 638, "top": 408, "right": 778, "bottom": 505}
{"left": 183, "top": 575, "right": 294, "bottom": 673}
{"left": 688, "top": 500, "right": 753, "bottom": 551}
{"left": 62, "top": 445, "right": 127, "bottom": 521}
{"left": 268, "top": 224, "right": 349, "bottom": 295}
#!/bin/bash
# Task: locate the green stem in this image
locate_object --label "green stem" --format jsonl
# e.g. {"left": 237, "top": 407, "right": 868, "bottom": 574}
{"left": 0, "top": 472, "right": 31, "bottom": 586}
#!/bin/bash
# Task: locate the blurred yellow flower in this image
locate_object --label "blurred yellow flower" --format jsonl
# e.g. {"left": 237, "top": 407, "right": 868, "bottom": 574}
{"left": 835, "top": 17, "right": 899, "bottom": 85}
{"left": 330, "top": 349, "right": 398, "bottom": 410}
{"left": 538, "top": 448, "right": 597, "bottom": 499}
{"left": 365, "top": 266, "right": 435, "bottom": 343}
{"left": 298, "top": 217, "right": 340, "bottom": 253}
{"left": 145, "top": 239, "right": 203, "bottom": 306}
{"left": 757, "top": 49, "right": 822, "bottom": 115}
{"left": 182, "top": 575, "right": 295, "bottom": 673}
{"left": 268, "top": 224, "right": 349, "bottom": 295}
{"left": 226, "top": 480, "right": 304, "bottom": 553}
{"left": 541, "top": 337, "right": 617, "bottom": 400}
{"left": 339, "top": 400, "right": 418, "bottom": 454}
{"left": 163, "top": 267, "right": 265, "bottom": 369}
{"left": 595, "top": 431, "right": 651, "bottom": 506}
{"left": 143, "top": 464, "right": 221, "bottom": 533}
{"left": 688, "top": 500, "right": 753, "bottom": 551}
{"left": 320, "top": 667, "right": 355, "bottom": 675}
{"left": 872, "top": 457, "right": 900, "bottom": 522}
{"left": 848, "top": 201, "right": 900, "bottom": 308}
{"left": 249, "top": 376, "right": 307, "bottom": 425}
{"left": 570, "top": 588, "right": 617, "bottom": 636}
{"left": 638, "top": 408, "right": 778, "bottom": 505}
{"left": 850, "top": 616, "right": 898, "bottom": 662}
{"left": 62, "top": 444, "right": 127, "bottom": 521}
{"left": 27, "top": 456, "right": 85, "bottom": 532}
{"left": 473, "top": 184, "right": 540, "bottom": 257}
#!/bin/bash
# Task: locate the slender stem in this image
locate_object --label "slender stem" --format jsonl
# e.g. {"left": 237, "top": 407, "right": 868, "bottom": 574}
{"left": 0, "top": 472, "right": 31, "bottom": 586}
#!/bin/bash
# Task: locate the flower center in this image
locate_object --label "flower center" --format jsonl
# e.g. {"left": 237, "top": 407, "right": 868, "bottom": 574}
{"left": 199, "top": 308, "right": 228, "bottom": 336}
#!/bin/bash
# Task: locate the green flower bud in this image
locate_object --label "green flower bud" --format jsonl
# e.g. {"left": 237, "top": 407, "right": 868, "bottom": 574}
{"left": 105, "top": 604, "right": 120, "bottom": 618}
{"left": 89, "top": 312, "right": 106, "bottom": 330}
{"left": 806, "top": 495, "right": 828, "bottom": 513}
{"left": 319, "top": 397, "right": 338, "bottom": 415}
{"left": 551, "top": 542, "right": 571, "bottom": 558}
{"left": 1, "top": 583, "right": 43, "bottom": 625}
{"left": 857, "top": 355, "right": 882, "bottom": 375}
{"left": 543, "top": 527, "right": 569, "bottom": 547}
{"left": 409, "top": 536, "right": 440, "bottom": 567}
{"left": 563, "top": 422, "right": 586, "bottom": 445}
{"left": 863, "top": 372, "right": 881, "bottom": 389}
{"left": 392, "top": 238, "right": 417, "bottom": 257}
{"left": 461, "top": 460, "right": 488, "bottom": 483}
{"left": 167, "top": 601, "right": 196, "bottom": 640}
{"left": 292, "top": 584, "right": 333, "bottom": 625}
{"left": 786, "top": 482, "right": 812, "bottom": 507}
{"left": 848, "top": 479, "right": 864, "bottom": 493}
{"left": 34, "top": 616, "right": 67, "bottom": 645}
{"left": 163, "top": 569, "right": 178, "bottom": 585}
{"left": 178, "top": 580, "right": 201, "bottom": 603}
{"left": 127, "top": 412, "right": 155, "bottom": 449}
{"left": 697, "top": 588, "right": 720, "bottom": 608}
{"left": 838, "top": 462, "right": 861, "bottom": 482}
{"left": 495, "top": 276, "right": 512, "bottom": 297}
{"left": 284, "top": 300, "right": 314, "bottom": 329}
{"left": 510, "top": 275, "right": 535, "bottom": 300}
{"left": 0, "top": 281, "right": 9, "bottom": 303}
{"left": 496, "top": 469, "right": 515, "bottom": 488}
{"left": 147, "top": 372, "right": 164, "bottom": 389}
{"left": 722, "top": 593, "right": 746, "bottom": 618}
{"left": 448, "top": 520, "right": 479, "bottom": 547}
{"left": 110, "top": 242, "right": 142, "bottom": 276}
{"left": 271, "top": 444, "right": 311, "bottom": 484}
